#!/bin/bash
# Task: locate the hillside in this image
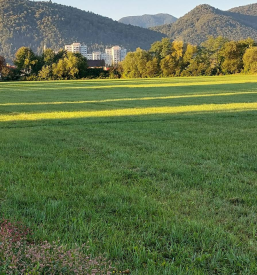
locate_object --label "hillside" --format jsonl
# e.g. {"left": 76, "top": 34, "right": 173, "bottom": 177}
{"left": 0, "top": 0, "right": 165, "bottom": 62}
{"left": 229, "top": 3, "right": 257, "bottom": 16}
{"left": 119, "top": 13, "right": 177, "bottom": 28}
{"left": 151, "top": 4, "right": 257, "bottom": 45}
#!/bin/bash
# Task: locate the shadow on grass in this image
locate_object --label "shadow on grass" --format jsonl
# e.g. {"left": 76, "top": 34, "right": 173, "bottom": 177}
{"left": 0, "top": 82, "right": 256, "bottom": 116}
{"left": 0, "top": 80, "right": 257, "bottom": 95}
{"left": 0, "top": 109, "right": 256, "bottom": 130}
{"left": 1, "top": 91, "right": 257, "bottom": 107}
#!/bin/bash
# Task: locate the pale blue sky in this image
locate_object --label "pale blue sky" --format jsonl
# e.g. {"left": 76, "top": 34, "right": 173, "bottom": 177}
{"left": 41, "top": 1, "right": 256, "bottom": 20}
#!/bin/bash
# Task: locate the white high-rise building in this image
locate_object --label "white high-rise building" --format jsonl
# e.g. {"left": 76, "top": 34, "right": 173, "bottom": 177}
{"left": 86, "top": 54, "right": 93, "bottom": 60}
{"left": 65, "top": 43, "right": 87, "bottom": 57}
{"left": 104, "top": 46, "right": 127, "bottom": 66}
{"left": 64, "top": 43, "right": 127, "bottom": 66}
{"left": 92, "top": 51, "right": 102, "bottom": 60}
{"left": 112, "top": 46, "right": 121, "bottom": 64}
{"left": 104, "top": 49, "right": 113, "bottom": 66}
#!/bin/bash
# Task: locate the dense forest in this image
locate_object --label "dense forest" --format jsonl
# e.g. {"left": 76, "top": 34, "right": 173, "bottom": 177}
{"left": 119, "top": 14, "right": 177, "bottom": 28}
{"left": 151, "top": 4, "right": 257, "bottom": 45}
{"left": 121, "top": 37, "right": 257, "bottom": 78}
{"left": 1, "top": 36, "right": 257, "bottom": 81}
{"left": 0, "top": 0, "right": 165, "bottom": 62}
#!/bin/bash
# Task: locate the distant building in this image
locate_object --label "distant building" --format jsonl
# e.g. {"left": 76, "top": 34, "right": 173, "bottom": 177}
{"left": 103, "top": 50, "right": 112, "bottom": 66}
{"left": 86, "top": 54, "right": 93, "bottom": 60}
{"left": 92, "top": 51, "right": 102, "bottom": 60}
{"left": 121, "top": 48, "right": 127, "bottom": 61}
{"left": 65, "top": 43, "right": 87, "bottom": 57}
{"left": 105, "top": 46, "right": 127, "bottom": 66}
{"left": 64, "top": 43, "right": 127, "bottom": 66}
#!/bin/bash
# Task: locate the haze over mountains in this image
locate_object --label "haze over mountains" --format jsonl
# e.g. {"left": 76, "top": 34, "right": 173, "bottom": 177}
{"left": 151, "top": 4, "right": 257, "bottom": 44}
{"left": 119, "top": 14, "right": 177, "bottom": 28}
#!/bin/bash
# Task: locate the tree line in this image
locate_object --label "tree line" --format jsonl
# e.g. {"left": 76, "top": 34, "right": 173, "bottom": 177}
{"left": 0, "top": 36, "right": 257, "bottom": 81}
{"left": 0, "top": 47, "right": 110, "bottom": 81}
{"left": 121, "top": 37, "right": 257, "bottom": 78}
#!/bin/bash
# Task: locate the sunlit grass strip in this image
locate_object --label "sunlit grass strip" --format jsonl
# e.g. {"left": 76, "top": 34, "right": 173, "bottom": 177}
{"left": 0, "top": 103, "right": 256, "bottom": 122}
{"left": 1, "top": 91, "right": 256, "bottom": 107}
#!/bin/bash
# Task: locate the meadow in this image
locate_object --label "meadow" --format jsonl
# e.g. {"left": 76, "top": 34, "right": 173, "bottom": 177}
{"left": 0, "top": 75, "right": 256, "bottom": 274}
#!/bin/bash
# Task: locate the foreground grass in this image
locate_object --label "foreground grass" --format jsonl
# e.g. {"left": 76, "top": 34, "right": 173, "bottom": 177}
{"left": 0, "top": 75, "right": 257, "bottom": 274}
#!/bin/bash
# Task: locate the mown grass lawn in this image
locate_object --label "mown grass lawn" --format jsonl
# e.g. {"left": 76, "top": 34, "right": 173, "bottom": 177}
{"left": 0, "top": 75, "right": 257, "bottom": 274}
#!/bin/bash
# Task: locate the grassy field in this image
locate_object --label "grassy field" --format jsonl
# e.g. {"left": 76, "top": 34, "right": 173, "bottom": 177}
{"left": 0, "top": 75, "right": 257, "bottom": 274}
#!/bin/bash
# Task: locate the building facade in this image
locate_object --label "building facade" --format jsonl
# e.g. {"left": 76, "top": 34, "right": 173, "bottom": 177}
{"left": 92, "top": 51, "right": 102, "bottom": 60}
{"left": 65, "top": 43, "right": 88, "bottom": 57}
{"left": 65, "top": 43, "right": 127, "bottom": 66}
{"left": 104, "top": 46, "right": 127, "bottom": 66}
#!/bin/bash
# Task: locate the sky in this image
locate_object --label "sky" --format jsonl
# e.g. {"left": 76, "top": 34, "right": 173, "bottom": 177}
{"left": 41, "top": 0, "right": 256, "bottom": 20}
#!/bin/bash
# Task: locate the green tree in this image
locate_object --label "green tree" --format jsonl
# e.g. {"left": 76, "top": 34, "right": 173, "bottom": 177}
{"left": 122, "top": 48, "right": 151, "bottom": 78}
{"left": 1, "top": 66, "right": 20, "bottom": 81}
{"left": 109, "top": 64, "right": 123, "bottom": 79}
{"left": 54, "top": 49, "right": 68, "bottom": 63}
{"left": 172, "top": 41, "right": 185, "bottom": 61}
{"left": 38, "top": 65, "right": 53, "bottom": 80}
{"left": 73, "top": 53, "right": 88, "bottom": 78}
{"left": 171, "top": 41, "right": 187, "bottom": 75}
{"left": 136, "top": 49, "right": 151, "bottom": 78}
{"left": 201, "top": 36, "right": 229, "bottom": 74}
{"left": 14, "top": 47, "right": 38, "bottom": 75}
{"left": 43, "top": 49, "right": 56, "bottom": 66}
{"left": 52, "top": 52, "right": 83, "bottom": 80}
{"left": 150, "top": 38, "right": 172, "bottom": 60}
{"left": 183, "top": 44, "right": 198, "bottom": 67}
{"left": 52, "top": 59, "right": 67, "bottom": 79}
{"left": 122, "top": 52, "right": 140, "bottom": 78}
{"left": 243, "top": 47, "right": 257, "bottom": 73}
{"left": 220, "top": 41, "right": 243, "bottom": 74}
{"left": 181, "top": 47, "right": 211, "bottom": 76}
{"left": 0, "top": 56, "right": 6, "bottom": 73}
{"left": 160, "top": 55, "right": 176, "bottom": 77}
{"left": 145, "top": 58, "right": 160, "bottom": 78}
{"left": 240, "top": 38, "right": 255, "bottom": 49}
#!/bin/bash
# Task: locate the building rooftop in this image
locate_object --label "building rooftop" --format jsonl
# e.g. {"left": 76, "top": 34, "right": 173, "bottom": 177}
{"left": 87, "top": 60, "right": 105, "bottom": 68}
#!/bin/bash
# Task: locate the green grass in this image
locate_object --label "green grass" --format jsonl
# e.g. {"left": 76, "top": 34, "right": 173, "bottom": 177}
{"left": 0, "top": 75, "right": 257, "bottom": 274}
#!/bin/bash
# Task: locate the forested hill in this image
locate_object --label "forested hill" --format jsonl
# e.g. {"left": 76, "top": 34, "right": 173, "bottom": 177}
{"left": 229, "top": 4, "right": 257, "bottom": 16}
{"left": 0, "top": 0, "right": 165, "bottom": 62}
{"left": 119, "top": 14, "right": 177, "bottom": 28}
{"left": 151, "top": 4, "right": 257, "bottom": 45}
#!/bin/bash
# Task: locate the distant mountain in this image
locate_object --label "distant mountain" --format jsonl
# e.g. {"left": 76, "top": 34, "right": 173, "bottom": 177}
{"left": 151, "top": 4, "right": 257, "bottom": 45}
{"left": 0, "top": 0, "right": 166, "bottom": 62}
{"left": 229, "top": 4, "right": 257, "bottom": 16}
{"left": 119, "top": 14, "right": 177, "bottom": 28}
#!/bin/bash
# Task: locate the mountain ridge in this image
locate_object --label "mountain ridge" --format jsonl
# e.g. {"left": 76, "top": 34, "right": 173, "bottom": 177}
{"left": 0, "top": 0, "right": 165, "bottom": 62}
{"left": 151, "top": 4, "right": 257, "bottom": 45}
{"left": 119, "top": 13, "right": 177, "bottom": 28}
{"left": 229, "top": 3, "right": 257, "bottom": 16}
